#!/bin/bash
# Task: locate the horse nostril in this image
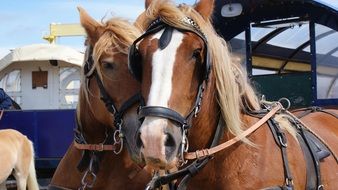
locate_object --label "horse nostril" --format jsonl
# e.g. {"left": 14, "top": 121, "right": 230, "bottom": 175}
{"left": 136, "top": 132, "right": 144, "bottom": 149}
{"left": 164, "top": 133, "right": 176, "bottom": 148}
{"left": 165, "top": 133, "right": 176, "bottom": 160}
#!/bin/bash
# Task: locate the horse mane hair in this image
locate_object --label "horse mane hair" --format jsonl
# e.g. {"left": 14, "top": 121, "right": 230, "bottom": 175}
{"left": 142, "top": 0, "right": 260, "bottom": 137}
{"left": 77, "top": 17, "right": 142, "bottom": 121}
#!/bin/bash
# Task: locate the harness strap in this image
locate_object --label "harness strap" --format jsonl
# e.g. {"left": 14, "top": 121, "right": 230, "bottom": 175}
{"left": 145, "top": 158, "right": 210, "bottom": 190}
{"left": 297, "top": 126, "right": 323, "bottom": 189}
{"left": 176, "top": 115, "right": 224, "bottom": 190}
{"left": 94, "top": 71, "right": 118, "bottom": 114}
{"left": 139, "top": 106, "right": 187, "bottom": 127}
{"left": 184, "top": 104, "right": 282, "bottom": 160}
{"left": 74, "top": 141, "right": 116, "bottom": 151}
{"left": 297, "top": 133, "right": 318, "bottom": 189}
{"left": 294, "top": 106, "right": 338, "bottom": 119}
{"left": 48, "top": 185, "right": 74, "bottom": 190}
{"left": 267, "top": 119, "right": 294, "bottom": 189}
{"left": 286, "top": 110, "right": 338, "bottom": 163}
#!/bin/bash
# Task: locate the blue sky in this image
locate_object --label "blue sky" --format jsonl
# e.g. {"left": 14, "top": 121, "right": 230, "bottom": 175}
{"left": 1, "top": 0, "right": 338, "bottom": 59}
{"left": 0, "top": 0, "right": 195, "bottom": 58}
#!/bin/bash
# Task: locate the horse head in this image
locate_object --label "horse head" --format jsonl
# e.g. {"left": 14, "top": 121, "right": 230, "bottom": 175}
{"left": 77, "top": 7, "right": 143, "bottom": 163}
{"left": 129, "top": 0, "right": 228, "bottom": 169}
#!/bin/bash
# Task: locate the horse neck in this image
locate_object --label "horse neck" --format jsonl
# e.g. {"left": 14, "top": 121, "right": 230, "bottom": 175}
{"left": 190, "top": 73, "right": 220, "bottom": 150}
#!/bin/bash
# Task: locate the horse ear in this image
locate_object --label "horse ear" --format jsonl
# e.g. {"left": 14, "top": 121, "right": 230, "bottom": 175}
{"left": 78, "top": 6, "right": 103, "bottom": 45}
{"left": 194, "top": 0, "right": 215, "bottom": 20}
{"left": 145, "top": 0, "right": 153, "bottom": 9}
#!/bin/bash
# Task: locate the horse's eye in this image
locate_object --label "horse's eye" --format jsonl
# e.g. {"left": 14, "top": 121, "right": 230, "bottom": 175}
{"left": 192, "top": 48, "right": 202, "bottom": 60}
{"left": 102, "top": 61, "right": 115, "bottom": 70}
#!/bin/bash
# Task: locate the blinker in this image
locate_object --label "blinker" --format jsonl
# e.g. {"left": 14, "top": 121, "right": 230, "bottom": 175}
{"left": 159, "top": 27, "right": 174, "bottom": 50}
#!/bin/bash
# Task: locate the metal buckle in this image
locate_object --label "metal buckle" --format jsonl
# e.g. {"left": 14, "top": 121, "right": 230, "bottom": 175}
{"left": 285, "top": 178, "right": 293, "bottom": 186}
{"left": 81, "top": 170, "right": 97, "bottom": 189}
{"left": 317, "top": 184, "right": 324, "bottom": 190}
{"left": 194, "top": 106, "right": 200, "bottom": 117}
{"left": 178, "top": 130, "right": 189, "bottom": 166}
{"left": 97, "top": 143, "right": 104, "bottom": 152}
{"left": 278, "top": 135, "right": 288, "bottom": 148}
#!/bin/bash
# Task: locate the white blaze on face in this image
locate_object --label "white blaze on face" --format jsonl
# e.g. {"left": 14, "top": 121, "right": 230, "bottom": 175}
{"left": 140, "top": 29, "right": 184, "bottom": 159}
{"left": 147, "top": 29, "right": 184, "bottom": 107}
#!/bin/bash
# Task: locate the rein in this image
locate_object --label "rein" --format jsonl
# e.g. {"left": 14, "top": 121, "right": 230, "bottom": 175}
{"left": 184, "top": 103, "right": 283, "bottom": 160}
{"left": 145, "top": 103, "right": 282, "bottom": 190}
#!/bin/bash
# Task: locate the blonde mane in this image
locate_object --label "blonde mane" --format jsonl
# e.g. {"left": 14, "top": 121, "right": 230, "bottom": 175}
{"left": 77, "top": 17, "right": 142, "bottom": 120}
{"left": 142, "top": 0, "right": 260, "bottom": 137}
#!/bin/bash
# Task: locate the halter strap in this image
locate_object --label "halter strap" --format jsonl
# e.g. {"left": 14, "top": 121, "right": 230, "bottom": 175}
{"left": 184, "top": 103, "right": 282, "bottom": 160}
{"left": 74, "top": 141, "right": 117, "bottom": 152}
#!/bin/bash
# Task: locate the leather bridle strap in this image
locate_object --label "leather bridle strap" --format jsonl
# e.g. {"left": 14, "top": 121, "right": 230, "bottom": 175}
{"left": 184, "top": 103, "right": 282, "bottom": 160}
{"left": 139, "top": 106, "right": 187, "bottom": 127}
{"left": 286, "top": 110, "right": 338, "bottom": 163}
{"left": 74, "top": 141, "right": 117, "bottom": 151}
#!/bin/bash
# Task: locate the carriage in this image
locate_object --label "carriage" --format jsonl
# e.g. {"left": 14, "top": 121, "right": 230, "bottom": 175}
{"left": 213, "top": 0, "right": 338, "bottom": 108}
{"left": 0, "top": 43, "right": 83, "bottom": 174}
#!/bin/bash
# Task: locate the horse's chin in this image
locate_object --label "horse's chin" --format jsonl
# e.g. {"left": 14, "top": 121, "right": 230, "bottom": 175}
{"left": 144, "top": 156, "right": 178, "bottom": 170}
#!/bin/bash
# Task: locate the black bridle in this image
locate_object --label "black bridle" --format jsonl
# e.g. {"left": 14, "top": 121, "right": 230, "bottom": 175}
{"left": 74, "top": 46, "right": 141, "bottom": 189}
{"left": 128, "top": 17, "right": 219, "bottom": 190}
{"left": 129, "top": 16, "right": 211, "bottom": 135}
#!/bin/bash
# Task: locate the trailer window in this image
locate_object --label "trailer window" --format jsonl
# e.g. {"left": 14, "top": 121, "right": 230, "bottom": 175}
{"left": 0, "top": 70, "right": 21, "bottom": 92}
{"left": 59, "top": 67, "right": 80, "bottom": 108}
{"left": 250, "top": 21, "right": 311, "bottom": 76}
{"left": 229, "top": 31, "right": 246, "bottom": 68}
{"left": 0, "top": 70, "right": 22, "bottom": 105}
{"left": 315, "top": 24, "right": 338, "bottom": 99}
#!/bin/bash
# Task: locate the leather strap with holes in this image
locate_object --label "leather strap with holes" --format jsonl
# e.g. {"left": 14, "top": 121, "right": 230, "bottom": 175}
{"left": 74, "top": 141, "right": 116, "bottom": 151}
{"left": 184, "top": 104, "right": 282, "bottom": 160}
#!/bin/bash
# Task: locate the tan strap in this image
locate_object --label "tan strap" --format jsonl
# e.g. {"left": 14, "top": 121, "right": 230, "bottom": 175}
{"left": 0, "top": 109, "right": 4, "bottom": 120}
{"left": 74, "top": 141, "right": 116, "bottom": 151}
{"left": 184, "top": 104, "right": 282, "bottom": 160}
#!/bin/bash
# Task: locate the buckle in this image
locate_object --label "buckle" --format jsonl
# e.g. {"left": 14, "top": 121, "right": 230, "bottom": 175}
{"left": 285, "top": 178, "right": 293, "bottom": 186}
{"left": 97, "top": 143, "right": 104, "bottom": 151}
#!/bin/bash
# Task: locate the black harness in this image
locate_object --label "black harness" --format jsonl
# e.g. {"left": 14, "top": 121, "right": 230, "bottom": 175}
{"left": 128, "top": 17, "right": 216, "bottom": 190}
{"left": 129, "top": 16, "right": 211, "bottom": 163}
{"left": 68, "top": 46, "right": 141, "bottom": 190}
{"left": 248, "top": 103, "right": 334, "bottom": 190}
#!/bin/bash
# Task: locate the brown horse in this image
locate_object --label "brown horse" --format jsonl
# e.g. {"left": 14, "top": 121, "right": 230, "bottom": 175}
{"left": 0, "top": 129, "right": 39, "bottom": 190}
{"left": 129, "top": 0, "right": 338, "bottom": 189}
{"left": 49, "top": 7, "right": 151, "bottom": 190}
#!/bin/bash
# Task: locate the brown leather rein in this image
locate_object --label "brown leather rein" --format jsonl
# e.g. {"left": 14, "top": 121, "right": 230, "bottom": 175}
{"left": 184, "top": 103, "right": 283, "bottom": 160}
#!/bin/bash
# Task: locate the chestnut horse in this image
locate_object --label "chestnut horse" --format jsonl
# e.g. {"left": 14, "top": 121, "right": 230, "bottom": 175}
{"left": 49, "top": 7, "right": 150, "bottom": 190}
{"left": 0, "top": 129, "right": 39, "bottom": 190}
{"left": 129, "top": 0, "right": 338, "bottom": 189}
